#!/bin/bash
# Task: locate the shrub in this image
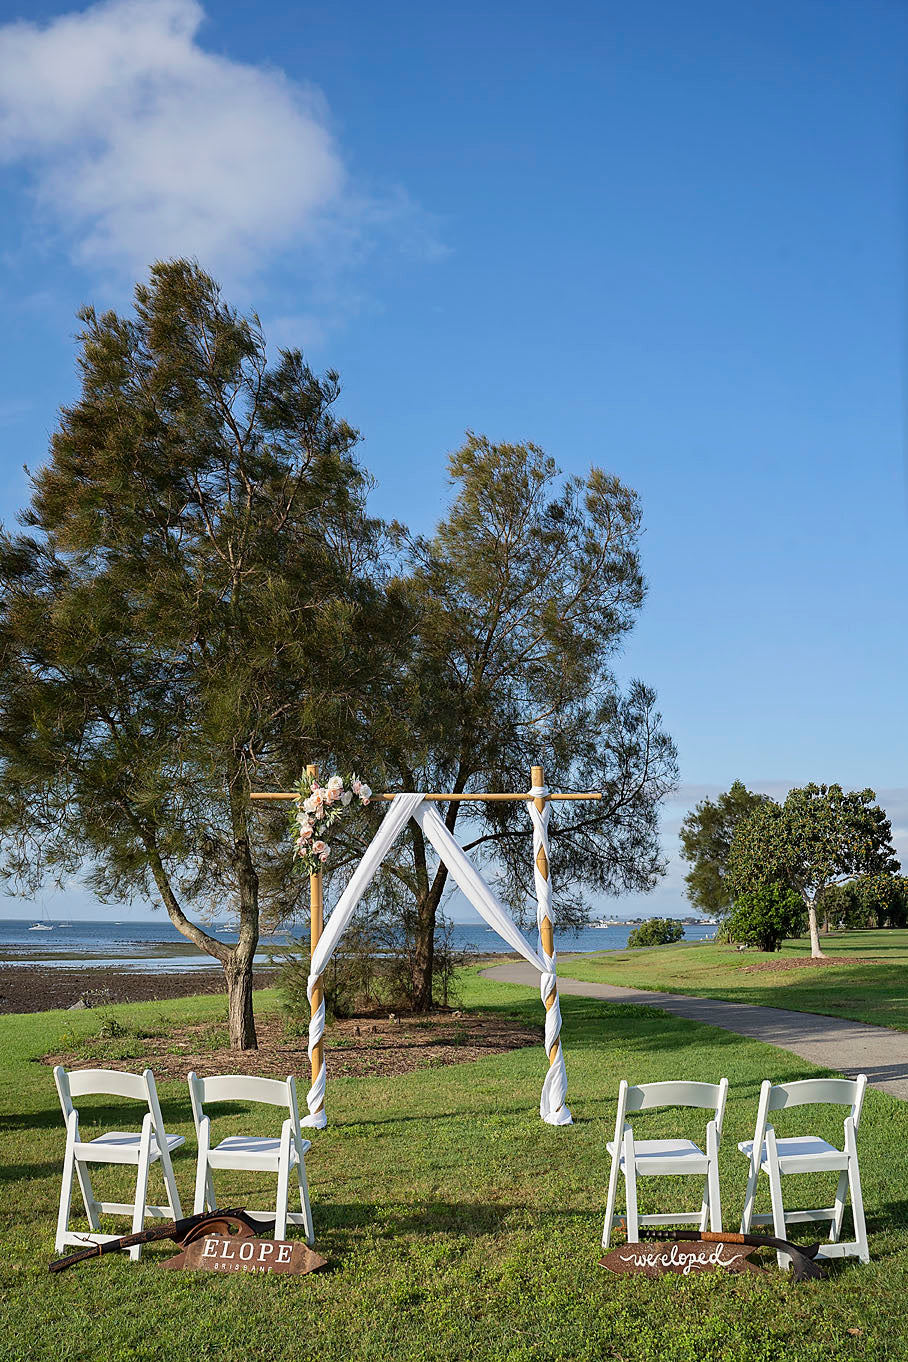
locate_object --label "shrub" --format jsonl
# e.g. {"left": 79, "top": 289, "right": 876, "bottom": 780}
{"left": 726, "top": 884, "right": 805, "bottom": 952}
{"left": 627, "top": 917, "right": 685, "bottom": 948}
{"left": 277, "top": 912, "right": 470, "bottom": 1019}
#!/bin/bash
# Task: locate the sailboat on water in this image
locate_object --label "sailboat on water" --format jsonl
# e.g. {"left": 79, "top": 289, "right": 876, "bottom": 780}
{"left": 28, "top": 905, "right": 54, "bottom": 931}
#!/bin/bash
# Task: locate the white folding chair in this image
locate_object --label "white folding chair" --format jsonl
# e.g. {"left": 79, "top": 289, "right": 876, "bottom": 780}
{"left": 602, "top": 1078, "right": 729, "bottom": 1248}
{"left": 739, "top": 1074, "right": 869, "bottom": 1268}
{"left": 188, "top": 1072, "right": 314, "bottom": 1244}
{"left": 53, "top": 1066, "right": 184, "bottom": 1258}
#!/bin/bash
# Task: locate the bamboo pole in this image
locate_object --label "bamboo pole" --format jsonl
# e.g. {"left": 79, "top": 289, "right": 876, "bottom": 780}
{"left": 306, "top": 764, "right": 326, "bottom": 1118}
{"left": 252, "top": 790, "right": 602, "bottom": 802}
{"left": 532, "top": 765, "right": 561, "bottom": 1070}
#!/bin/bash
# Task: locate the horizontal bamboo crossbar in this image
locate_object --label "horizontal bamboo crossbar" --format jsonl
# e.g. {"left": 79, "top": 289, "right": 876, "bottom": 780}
{"left": 251, "top": 791, "right": 602, "bottom": 803}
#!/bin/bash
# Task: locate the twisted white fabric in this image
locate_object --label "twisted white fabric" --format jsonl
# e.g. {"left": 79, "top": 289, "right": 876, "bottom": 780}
{"left": 302, "top": 793, "right": 423, "bottom": 1126}
{"left": 528, "top": 788, "right": 572, "bottom": 1125}
{"left": 302, "top": 791, "right": 572, "bottom": 1128}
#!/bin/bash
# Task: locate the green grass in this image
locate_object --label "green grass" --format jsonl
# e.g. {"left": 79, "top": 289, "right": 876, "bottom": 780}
{"left": 2, "top": 971, "right": 907, "bottom": 1362}
{"left": 559, "top": 930, "right": 908, "bottom": 1031}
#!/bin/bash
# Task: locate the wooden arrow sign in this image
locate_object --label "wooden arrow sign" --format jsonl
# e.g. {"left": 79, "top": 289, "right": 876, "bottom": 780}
{"left": 162, "top": 1234, "right": 328, "bottom": 1276}
{"left": 600, "top": 1239, "right": 764, "bottom": 1278}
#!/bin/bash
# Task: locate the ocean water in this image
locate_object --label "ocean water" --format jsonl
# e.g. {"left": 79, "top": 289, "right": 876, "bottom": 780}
{"left": 0, "top": 917, "right": 716, "bottom": 973}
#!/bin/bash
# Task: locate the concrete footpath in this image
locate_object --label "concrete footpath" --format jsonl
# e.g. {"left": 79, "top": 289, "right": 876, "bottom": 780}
{"left": 481, "top": 961, "right": 908, "bottom": 1101}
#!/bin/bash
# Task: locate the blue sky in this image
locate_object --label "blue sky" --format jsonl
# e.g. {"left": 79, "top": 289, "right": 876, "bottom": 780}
{"left": 0, "top": 0, "right": 906, "bottom": 921}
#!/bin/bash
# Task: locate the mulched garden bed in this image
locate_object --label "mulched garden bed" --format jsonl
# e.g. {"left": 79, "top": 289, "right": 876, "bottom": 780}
{"left": 42, "top": 1010, "right": 543, "bottom": 1081}
{"left": 741, "top": 956, "right": 866, "bottom": 974}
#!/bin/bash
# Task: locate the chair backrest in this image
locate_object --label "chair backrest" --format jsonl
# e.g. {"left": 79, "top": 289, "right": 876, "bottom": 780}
{"left": 54, "top": 1065, "right": 167, "bottom": 1140}
{"left": 613, "top": 1078, "right": 729, "bottom": 1145}
{"left": 767, "top": 1077, "right": 865, "bottom": 1120}
{"left": 748, "top": 1074, "right": 867, "bottom": 1158}
{"left": 188, "top": 1072, "right": 300, "bottom": 1139}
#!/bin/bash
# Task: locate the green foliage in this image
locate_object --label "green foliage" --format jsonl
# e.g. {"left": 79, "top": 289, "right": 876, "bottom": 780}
{"left": 727, "top": 784, "right": 899, "bottom": 954}
{"left": 0, "top": 262, "right": 677, "bottom": 1031}
{"left": 278, "top": 914, "right": 467, "bottom": 1020}
{"left": 725, "top": 884, "right": 805, "bottom": 952}
{"left": 679, "top": 782, "right": 772, "bottom": 918}
{"left": 0, "top": 260, "right": 398, "bottom": 1047}
{"left": 627, "top": 916, "right": 684, "bottom": 948}
{"left": 833, "top": 874, "right": 908, "bottom": 929}
{"left": 364, "top": 434, "right": 678, "bottom": 1007}
{"left": 728, "top": 785, "right": 899, "bottom": 904}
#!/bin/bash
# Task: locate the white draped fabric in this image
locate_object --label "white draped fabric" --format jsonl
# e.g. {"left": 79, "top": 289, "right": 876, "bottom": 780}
{"left": 302, "top": 792, "right": 571, "bottom": 1128}
{"left": 528, "top": 791, "right": 572, "bottom": 1125}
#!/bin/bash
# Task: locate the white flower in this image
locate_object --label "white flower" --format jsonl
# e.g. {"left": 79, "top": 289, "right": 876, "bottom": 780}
{"left": 341, "top": 791, "right": 353, "bottom": 807}
{"left": 302, "top": 792, "right": 323, "bottom": 814}
{"left": 297, "top": 823, "right": 314, "bottom": 841}
{"left": 326, "top": 775, "right": 344, "bottom": 793}
{"left": 358, "top": 783, "right": 372, "bottom": 802}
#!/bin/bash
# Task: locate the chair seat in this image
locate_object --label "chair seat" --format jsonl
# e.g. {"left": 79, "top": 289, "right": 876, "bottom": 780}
{"left": 75, "top": 1130, "right": 185, "bottom": 1164}
{"left": 738, "top": 1135, "right": 849, "bottom": 1174}
{"left": 606, "top": 1137, "right": 708, "bottom": 1175}
{"left": 208, "top": 1134, "right": 312, "bottom": 1170}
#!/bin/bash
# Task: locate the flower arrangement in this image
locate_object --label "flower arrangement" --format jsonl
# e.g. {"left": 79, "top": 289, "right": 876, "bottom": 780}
{"left": 289, "top": 771, "right": 372, "bottom": 877}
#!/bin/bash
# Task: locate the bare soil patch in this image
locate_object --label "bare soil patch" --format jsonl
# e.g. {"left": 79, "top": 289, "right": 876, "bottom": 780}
{"left": 740, "top": 956, "right": 866, "bottom": 974}
{"left": 42, "top": 1010, "right": 543, "bottom": 1081}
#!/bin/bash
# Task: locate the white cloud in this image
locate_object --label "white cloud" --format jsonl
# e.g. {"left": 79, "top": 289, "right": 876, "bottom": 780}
{"left": 0, "top": 0, "right": 410, "bottom": 281}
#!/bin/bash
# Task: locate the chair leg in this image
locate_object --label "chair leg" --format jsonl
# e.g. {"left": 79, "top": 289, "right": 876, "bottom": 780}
{"left": 70, "top": 1138, "right": 101, "bottom": 1234}
{"left": 845, "top": 1125, "right": 869, "bottom": 1265}
{"left": 698, "top": 1175, "right": 710, "bottom": 1232}
{"left": 624, "top": 1165, "right": 639, "bottom": 1244}
{"left": 55, "top": 1115, "right": 78, "bottom": 1253}
{"left": 602, "top": 1147, "right": 620, "bottom": 1250}
{"left": 765, "top": 1133, "right": 789, "bottom": 1272}
{"left": 159, "top": 1144, "right": 183, "bottom": 1222}
{"left": 296, "top": 1149, "right": 315, "bottom": 1246}
{"left": 829, "top": 1171, "right": 849, "bottom": 1243}
{"left": 707, "top": 1158, "right": 723, "bottom": 1233}
{"left": 128, "top": 1116, "right": 153, "bottom": 1261}
{"left": 275, "top": 1124, "right": 292, "bottom": 1241}
{"left": 740, "top": 1157, "right": 760, "bottom": 1233}
{"left": 194, "top": 1117, "right": 213, "bottom": 1215}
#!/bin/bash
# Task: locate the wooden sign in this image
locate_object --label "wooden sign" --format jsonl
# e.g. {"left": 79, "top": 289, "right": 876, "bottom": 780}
{"left": 162, "top": 1234, "right": 327, "bottom": 1276}
{"left": 600, "top": 1239, "right": 763, "bottom": 1278}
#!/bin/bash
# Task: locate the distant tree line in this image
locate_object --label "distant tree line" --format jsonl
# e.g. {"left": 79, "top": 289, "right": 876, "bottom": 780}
{"left": 680, "top": 781, "right": 902, "bottom": 955}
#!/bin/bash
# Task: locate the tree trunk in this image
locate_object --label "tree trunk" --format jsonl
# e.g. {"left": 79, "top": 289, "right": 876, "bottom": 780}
{"left": 225, "top": 956, "right": 257, "bottom": 1050}
{"left": 228, "top": 800, "right": 260, "bottom": 1050}
{"left": 411, "top": 891, "right": 436, "bottom": 1012}
{"left": 410, "top": 820, "right": 439, "bottom": 1012}
{"left": 807, "top": 899, "right": 825, "bottom": 959}
{"left": 409, "top": 788, "right": 465, "bottom": 1012}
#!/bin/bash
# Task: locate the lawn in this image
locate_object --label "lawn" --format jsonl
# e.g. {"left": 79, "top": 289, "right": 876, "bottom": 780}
{"left": 2, "top": 970, "right": 907, "bottom": 1362}
{"left": 559, "top": 930, "right": 908, "bottom": 1031}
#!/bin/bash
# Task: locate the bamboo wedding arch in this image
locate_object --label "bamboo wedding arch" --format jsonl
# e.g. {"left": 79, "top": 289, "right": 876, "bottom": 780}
{"left": 251, "top": 767, "right": 601, "bottom": 1129}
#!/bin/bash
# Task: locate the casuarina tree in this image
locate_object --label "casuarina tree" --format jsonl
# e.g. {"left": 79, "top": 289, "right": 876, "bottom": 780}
{"left": 0, "top": 261, "right": 400, "bottom": 1048}
{"left": 349, "top": 435, "right": 678, "bottom": 1010}
{"left": 726, "top": 784, "right": 899, "bottom": 959}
